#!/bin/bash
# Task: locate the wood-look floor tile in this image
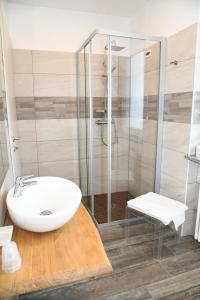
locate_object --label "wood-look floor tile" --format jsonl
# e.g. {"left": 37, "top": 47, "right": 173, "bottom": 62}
{"left": 156, "top": 284, "right": 200, "bottom": 300}
{"left": 160, "top": 248, "right": 200, "bottom": 275}
{"left": 165, "top": 235, "right": 200, "bottom": 255}
{"left": 103, "top": 286, "right": 152, "bottom": 300}
{"left": 107, "top": 240, "right": 172, "bottom": 271}
{"left": 20, "top": 262, "right": 168, "bottom": 300}
{"left": 146, "top": 267, "right": 200, "bottom": 299}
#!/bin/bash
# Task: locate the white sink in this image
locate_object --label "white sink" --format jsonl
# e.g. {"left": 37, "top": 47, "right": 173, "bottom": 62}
{"left": 6, "top": 176, "right": 82, "bottom": 233}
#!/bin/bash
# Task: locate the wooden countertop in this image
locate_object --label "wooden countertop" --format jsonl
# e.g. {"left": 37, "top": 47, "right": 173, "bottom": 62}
{"left": 0, "top": 203, "right": 112, "bottom": 297}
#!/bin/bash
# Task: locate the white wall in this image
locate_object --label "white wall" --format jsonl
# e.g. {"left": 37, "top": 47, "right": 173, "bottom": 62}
{"left": 0, "top": 0, "right": 15, "bottom": 224}
{"left": 6, "top": 1, "right": 200, "bottom": 52}
{"left": 131, "top": 0, "right": 200, "bottom": 37}
{"left": 6, "top": 3, "right": 131, "bottom": 52}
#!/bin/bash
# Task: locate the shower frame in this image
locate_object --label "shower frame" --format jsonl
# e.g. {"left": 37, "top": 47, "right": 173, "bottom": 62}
{"left": 76, "top": 29, "right": 166, "bottom": 224}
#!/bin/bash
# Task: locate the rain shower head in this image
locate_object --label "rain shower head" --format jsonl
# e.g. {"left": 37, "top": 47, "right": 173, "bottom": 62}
{"left": 102, "top": 40, "right": 124, "bottom": 76}
{"left": 105, "top": 40, "right": 125, "bottom": 52}
{"left": 110, "top": 45, "right": 125, "bottom": 51}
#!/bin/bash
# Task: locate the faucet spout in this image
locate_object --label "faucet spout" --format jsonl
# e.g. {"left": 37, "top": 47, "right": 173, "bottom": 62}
{"left": 23, "top": 180, "right": 37, "bottom": 186}
{"left": 13, "top": 175, "right": 37, "bottom": 197}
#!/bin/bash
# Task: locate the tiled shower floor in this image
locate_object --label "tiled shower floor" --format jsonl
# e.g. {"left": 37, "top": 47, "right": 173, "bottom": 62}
{"left": 94, "top": 191, "right": 134, "bottom": 224}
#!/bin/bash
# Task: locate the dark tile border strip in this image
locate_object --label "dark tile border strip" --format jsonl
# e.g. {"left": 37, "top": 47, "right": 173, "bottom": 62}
{"left": 16, "top": 92, "right": 193, "bottom": 123}
{"left": 16, "top": 96, "right": 131, "bottom": 120}
{"left": 164, "top": 92, "right": 193, "bottom": 123}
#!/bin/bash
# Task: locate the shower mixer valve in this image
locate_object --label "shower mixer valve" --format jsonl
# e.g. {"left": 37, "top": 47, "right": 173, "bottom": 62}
{"left": 95, "top": 109, "right": 106, "bottom": 113}
{"left": 95, "top": 119, "right": 114, "bottom": 125}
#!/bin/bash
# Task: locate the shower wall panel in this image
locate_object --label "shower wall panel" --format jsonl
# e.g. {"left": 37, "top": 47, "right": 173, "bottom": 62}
{"left": 13, "top": 49, "right": 130, "bottom": 194}
{"left": 160, "top": 24, "right": 197, "bottom": 236}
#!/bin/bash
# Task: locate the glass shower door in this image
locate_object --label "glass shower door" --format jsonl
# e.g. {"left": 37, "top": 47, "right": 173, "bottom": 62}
{"left": 90, "top": 34, "right": 110, "bottom": 223}
{"left": 77, "top": 46, "right": 90, "bottom": 210}
{"left": 77, "top": 31, "right": 164, "bottom": 225}
{"left": 110, "top": 36, "right": 161, "bottom": 222}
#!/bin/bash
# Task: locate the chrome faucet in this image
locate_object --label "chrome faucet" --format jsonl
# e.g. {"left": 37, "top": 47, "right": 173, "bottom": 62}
{"left": 13, "top": 175, "right": 37, "bottom": 197}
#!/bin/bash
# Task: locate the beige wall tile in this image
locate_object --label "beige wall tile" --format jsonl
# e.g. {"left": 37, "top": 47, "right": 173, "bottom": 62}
{"left": 12, "top": 49, "right": 33, "bottom": 74}
{"left": 91, "top": 54, "right": 105, "bottom": 76}
{"left": 14, "top": 74, "right": 33, "bottom": 97}
{"left": 117, "top": 155, "right": 129, "bottom": 173}
{"left": 129, "top": 141, "right": 142, "bottom": 161}
{"left": 92, "top": 175, "right": 117, "bottom": 195}
{"left": 144, "top": 70, "right": 160, "bottom": 96}
{"left": 32, "top": 50, "right": 76, "bottom": 74}
{"left": 91, "top": 76, "right": 118, "bottom": 98}
{"left": 160, "top": 172, "right": 186, "bottom": 202}
{"left": 129, "top": 127, "right": 143, "bottom": 143}
{"left": 118, "top": 56, "right": 130, "bottom": 77}
{"left": 36, "top": 119, "right": 77, "bottom": 141}
{"left": 163, "top": 121, "right": 190, "bottom": 153}
{"left": 37, "top": 139, "right": 78, "bottom": 162}
{"left": 92, "top": 76, "right": 105, "bottom": 98}
{"left": 129, "top": 163, "right": 155, "bottom": 196}
{"left": 17, "top": 120, "right": 36, "bottom": 142}
{"left": 167, "top": 24, "right": 197, "bottom": 64}
{"left": 78, "top": 74, "right": 88, "bottom": 97}
{"left": 114, "top": 172, "right": 129, "bottom": 192}
{"left": 115, "top": 117, "right": 130, "bottom": 139}
{"left": 165, "top": 59, "right": 195, "bottom": 94}
{"left": 33, "top": 74, "right": 76, "bottom": 97}
{"left": 79, "top": 158, "right": 88, "bottom": 179}
{"left": 144, "top": 42, "right": 160, "bottom": 73}
{"left": 0, "top": 121, "right": 7, "bottom": 144}
{"left": 21, "top": 163, "right": 39, "bottom": 176}
{"left": 38, "top": 160, "right": 79, "bottom": 179}
{"left": 117, "top": 138, "right": 129, "bottom": 156}
{"left": 79, "top": 140, "right": 87, "bottom": 160}
{"left": 118, "top": 76, "right": 130, "bottom": 98}
{"left": 141, "top": 142, "right": 156, "bottom": 167}
{"left": 143, "top": 120, "right": 157, "bottom": 144}
{"left": 92, "top": 154, "right": 118, "bottom": 178}
{"left": 161, "top": 148, "right": 188, "bottom": 183}
{"left": 93, "top": 176, "right": 108, "bottom": 195}
{"left": 92, "top": 138, "right": 117, "bottom": 158}
{"left": 92, "top": 156, "right": 109, "bottom": 178}
{"left": 91, "top": 54, "right": 118, "bottom": 76}
{"left": 19, "top": 141, "right": 37, "bottom": 163}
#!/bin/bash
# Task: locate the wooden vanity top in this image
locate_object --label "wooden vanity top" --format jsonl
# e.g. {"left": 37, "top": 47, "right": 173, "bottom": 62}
{"left": 0, "top": 203, "right": 112, "bottom": 297}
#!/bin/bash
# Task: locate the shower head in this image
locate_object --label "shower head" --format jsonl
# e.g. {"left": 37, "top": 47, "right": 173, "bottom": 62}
{"left": 105, "top": 40, "right": 125, "bottom": 52}
{"left": 102, "top": 40, "right": 124, "bottom": 76}
{"left": 111, "top": 45, "right": 125, "bottom": 51}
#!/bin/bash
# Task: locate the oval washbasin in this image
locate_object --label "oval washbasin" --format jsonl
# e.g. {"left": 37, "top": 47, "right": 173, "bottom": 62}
{"left": 6, "top": 176, "right": 82, "bottom": 232}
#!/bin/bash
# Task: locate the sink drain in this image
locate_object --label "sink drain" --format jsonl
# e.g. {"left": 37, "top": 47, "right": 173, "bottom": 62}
{"left": 40, "top": 210, "right": 53, "bottom": 216}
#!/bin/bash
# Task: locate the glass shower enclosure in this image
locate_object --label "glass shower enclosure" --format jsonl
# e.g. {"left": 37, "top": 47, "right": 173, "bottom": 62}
{"left": 77, "top": 30, "right": 165, "bottom": 225}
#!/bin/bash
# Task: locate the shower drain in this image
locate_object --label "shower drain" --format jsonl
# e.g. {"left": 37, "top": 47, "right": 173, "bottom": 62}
{"left": 40, "top": 210, "right": 53, "bottom": 216}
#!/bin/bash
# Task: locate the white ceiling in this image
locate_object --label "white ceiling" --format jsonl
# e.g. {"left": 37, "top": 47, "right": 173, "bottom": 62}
{"left": 7, "top": 0, "right": 148, "bottom": 18}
